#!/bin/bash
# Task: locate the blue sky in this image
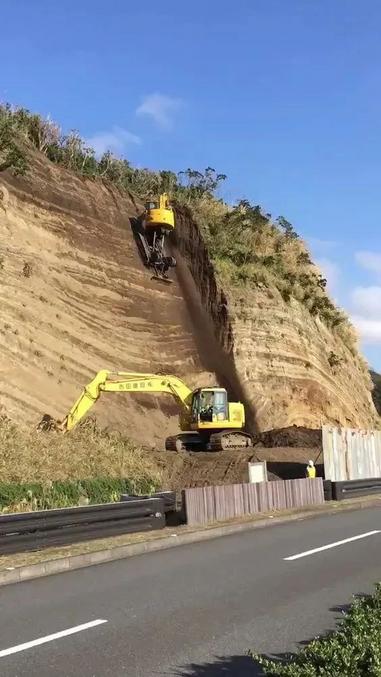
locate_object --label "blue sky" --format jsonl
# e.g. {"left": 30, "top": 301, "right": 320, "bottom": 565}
{"left": 2, "top": 0, "right": 381, "bottom": 368}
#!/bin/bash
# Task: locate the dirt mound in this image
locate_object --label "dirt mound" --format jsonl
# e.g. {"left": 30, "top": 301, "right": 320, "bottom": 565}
{"left": 153, "top": 446, "right": 320, "bottom": 490}
{"left": 253, "top": 425, "right": 322, "bottom": 449}
{"left": 154, "top": 449, "right": 259, "bottom": 490}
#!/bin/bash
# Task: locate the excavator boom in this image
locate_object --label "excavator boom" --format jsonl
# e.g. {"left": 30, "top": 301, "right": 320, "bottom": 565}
{"left": 59, "top": 370, "right": 193, "bottom": 431}
{"left": 39, "top": 368, "right": 252, "bottom": 452}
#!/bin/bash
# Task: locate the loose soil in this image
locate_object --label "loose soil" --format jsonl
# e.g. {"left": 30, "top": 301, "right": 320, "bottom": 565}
{"left": 155, "top": 426, "right": 323, "bottom": 490}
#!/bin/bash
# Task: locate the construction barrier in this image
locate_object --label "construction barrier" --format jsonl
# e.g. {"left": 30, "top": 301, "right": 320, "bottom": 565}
{"left": 182, "top": 478, "right": 324, "bottom": 527}
{"left": 323, "top": 479, "right": 333, "bottom": 501}
{"left": 323, "top": 425, "right": 381, "bottom": 481}
{"left": 331, "top": 478, "right": 381, "bottom": 501}
{"left": 0, "top": 498, "right": 165, "bottom": 555}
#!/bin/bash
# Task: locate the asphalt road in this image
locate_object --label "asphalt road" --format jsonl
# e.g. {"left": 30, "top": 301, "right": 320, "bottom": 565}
{"left": 0, "top": 506, "right": 380, "bottom": 676}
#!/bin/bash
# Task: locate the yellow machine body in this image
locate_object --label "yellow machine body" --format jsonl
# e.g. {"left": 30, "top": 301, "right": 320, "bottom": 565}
{"left": 143, "top": 193, "right": 175, "bottom": 232}
{"left": 57, "top": 373, "right": 244, "bottom": 432}
{"left": 188, "top": 387, "right": 245, "bottom": 431}
{"left": 44, "top": 370, "right": 251, "bottom": 451}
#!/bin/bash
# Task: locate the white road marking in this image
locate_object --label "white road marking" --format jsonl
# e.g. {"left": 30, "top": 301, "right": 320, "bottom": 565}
{"left": 284, "top": 530, "right": 380, "bottom": 561}
{"left": 0, "top": 619, "right": 108, "bottom": 658}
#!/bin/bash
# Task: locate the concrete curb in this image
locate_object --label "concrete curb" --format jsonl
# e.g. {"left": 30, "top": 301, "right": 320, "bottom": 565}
{"left": 1, "top": 496, "right": 381, "bottom": 587}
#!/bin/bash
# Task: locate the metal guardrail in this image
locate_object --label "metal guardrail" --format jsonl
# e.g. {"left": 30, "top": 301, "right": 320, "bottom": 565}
{"left": 0, "top": 498, "right": 165, "bottom": 555}
{"left": 331, "top": 478, "right": 381, "bottom": 501}
{"left": 120, "top": 491, "right": 176, "bottom": 513}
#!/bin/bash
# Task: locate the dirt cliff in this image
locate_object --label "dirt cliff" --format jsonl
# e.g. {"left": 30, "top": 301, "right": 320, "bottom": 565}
{"left": 0, "top": 149, "right": 377, "bottom": 453}
{"left": 0, "top": 150, "right": 217, "bottom": 447}
{"left": 174, "top": 208, "right": 377, "bottom": 432}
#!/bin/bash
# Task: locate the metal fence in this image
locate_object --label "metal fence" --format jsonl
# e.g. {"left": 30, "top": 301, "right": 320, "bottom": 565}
{"left": 0, "top": 498, "right": 165, "bottom": 555}
{"left": 322, "top": 425, "right": 381, "bottom": 482}
{"left": 183, "top": 478, "right": 324, "bottom": 526}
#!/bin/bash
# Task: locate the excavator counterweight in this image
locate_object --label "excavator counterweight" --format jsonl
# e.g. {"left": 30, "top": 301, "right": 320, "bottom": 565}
{"left": 38, "top": 369, "right": 252, "bottom": 452}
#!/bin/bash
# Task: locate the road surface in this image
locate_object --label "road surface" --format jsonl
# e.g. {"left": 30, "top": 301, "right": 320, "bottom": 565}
{"left": 0, "top": 506, "right": 380, "bottom": 676}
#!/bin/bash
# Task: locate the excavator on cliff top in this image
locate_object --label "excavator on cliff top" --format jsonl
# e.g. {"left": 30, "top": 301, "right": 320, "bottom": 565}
{"left": 38, "top": 370, "right": 253, "bottom": 452}
{"left": 136, "top": 193, "right": 177, "bottom": 283}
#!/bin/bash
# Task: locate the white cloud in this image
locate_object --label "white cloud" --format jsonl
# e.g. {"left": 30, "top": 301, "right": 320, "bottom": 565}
{"left": 355, "top": 251, "right": 381, "bottom": 276}
{"left": 136, "top": 93, "right": 183, "bottom": 130}
{"left": 316, "top": 257, "right": 340, "bottom": 292}
{"left": 351, "top": 286, "right": 381, "bottom": 345}
{"left": 86, "top": 126, "right": 141, "bottom": 157}
{"left": 352, "top": 286, "right": 381, "bottom": 316}
{"left": 352, "top": 316, "right": 381, "bottom": 344}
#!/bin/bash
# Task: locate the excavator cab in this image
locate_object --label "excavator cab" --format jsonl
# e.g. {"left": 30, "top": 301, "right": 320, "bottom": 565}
{"left": 143, "top": 194, "right": 175, "bottom": 232}
{"left": 191, "top": 388, "right": 228, "bottom": 424}
{"left": 188, "top": 386, "right": 250, "bottom": 450}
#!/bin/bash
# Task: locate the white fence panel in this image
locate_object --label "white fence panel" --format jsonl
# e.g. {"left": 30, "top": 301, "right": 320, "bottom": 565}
{"left": 322, "top": 425, "right": 381, "bottom": 481}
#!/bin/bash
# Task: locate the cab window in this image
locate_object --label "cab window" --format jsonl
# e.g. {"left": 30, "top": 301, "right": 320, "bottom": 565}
{"left": 191, "top": 390, "right": 227, "bottom": 422}
{"left": 213, "top": 391, "right": 227, "bottom": 419}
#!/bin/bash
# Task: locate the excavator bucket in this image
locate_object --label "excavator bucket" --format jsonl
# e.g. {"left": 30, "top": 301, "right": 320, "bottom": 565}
{"left": 150, "top": 271, "right": 173, "bottom": 284}
{"left": 135, "top": 215, "right": 176, "bottom": 284}
{"left": 36, "top": 413, "right": 62, "bottom": 432}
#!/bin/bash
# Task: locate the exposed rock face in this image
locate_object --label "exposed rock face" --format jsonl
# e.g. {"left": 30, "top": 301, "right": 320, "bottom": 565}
{"left": 0, "top": 151, "right": 377, "bottom": 449}
{"left": 174, "top": 207, "right": 377, "bottom": 432}
{"left": 0, "top": 152, "right": 215, "bottom": 446}
{"left": 370, "top": 370, "right": 381, "bottom": 415}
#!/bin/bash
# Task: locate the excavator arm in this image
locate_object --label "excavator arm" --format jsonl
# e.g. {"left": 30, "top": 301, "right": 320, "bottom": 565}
{"left": 59, "top": 370, "right": 193, "bottom": 432}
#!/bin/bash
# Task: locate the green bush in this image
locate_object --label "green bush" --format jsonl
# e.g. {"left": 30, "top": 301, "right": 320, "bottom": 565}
{"left": 0, "top": 476, "right": 157, "bottom": 512}
{"left": 0, "top": 110, "right": 28, "bottom": 175}
{"left": 252, "top": 583, "right": 381, "bottom": 676}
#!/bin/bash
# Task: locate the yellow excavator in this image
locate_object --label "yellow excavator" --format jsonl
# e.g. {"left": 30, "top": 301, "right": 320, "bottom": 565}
{"left": 137, "top": 193, "right": 177, "bottom": 283}
{"left": 39, "top": 370, "right": 252, "bottom": 452}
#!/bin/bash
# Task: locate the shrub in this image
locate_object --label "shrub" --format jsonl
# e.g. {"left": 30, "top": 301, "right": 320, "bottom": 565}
{"left": 251, "top": 583, "right": 381, "bottom": 676}
{"left": 0, "top": 477, "right": 157, "bottom": 512}
{"left": 328, "top": 351, "right": 342, "bottom": 368}
{"left": 0, "top": 107, "right": 28, "bottom": 175}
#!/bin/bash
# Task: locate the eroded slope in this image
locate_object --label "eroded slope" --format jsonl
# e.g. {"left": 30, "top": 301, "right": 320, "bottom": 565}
{"left": 0, "top": 152, "right": 215, "bottom": 446}
{"left": 174, "top": 207, "right": 377, "bottom": 431}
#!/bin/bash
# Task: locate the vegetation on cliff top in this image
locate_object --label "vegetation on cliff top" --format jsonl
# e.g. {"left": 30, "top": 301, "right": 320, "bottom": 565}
{"left": 0, "top": 103, "right": 358, "bottom": 351}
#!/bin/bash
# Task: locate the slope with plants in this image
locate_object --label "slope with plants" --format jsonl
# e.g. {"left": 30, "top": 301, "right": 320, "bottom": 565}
{"left": 174, "top": 196, "right": 377, "bottom": 430}
{"left": 0, "top": 103, "right": 378, "bottom": 444}
{"left": 0, "top": 106, "right": 218, "bottom": 450}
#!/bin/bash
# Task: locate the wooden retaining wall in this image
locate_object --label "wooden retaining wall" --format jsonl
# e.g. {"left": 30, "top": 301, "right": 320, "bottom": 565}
{"left": 183, "top": 478, "right": 324, "bottom": 526}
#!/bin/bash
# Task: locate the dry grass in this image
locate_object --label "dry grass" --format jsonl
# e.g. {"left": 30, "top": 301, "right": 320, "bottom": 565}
{"left": 0, "top": 416, "right": 162, "bottom": 485}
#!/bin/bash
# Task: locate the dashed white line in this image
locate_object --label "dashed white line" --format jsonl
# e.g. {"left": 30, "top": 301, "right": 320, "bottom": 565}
{"left": 0, "top": 619, "right": 108, "bottom": 658}
{"left": 284, "top": 530, "right": 380, "bottom": 561}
